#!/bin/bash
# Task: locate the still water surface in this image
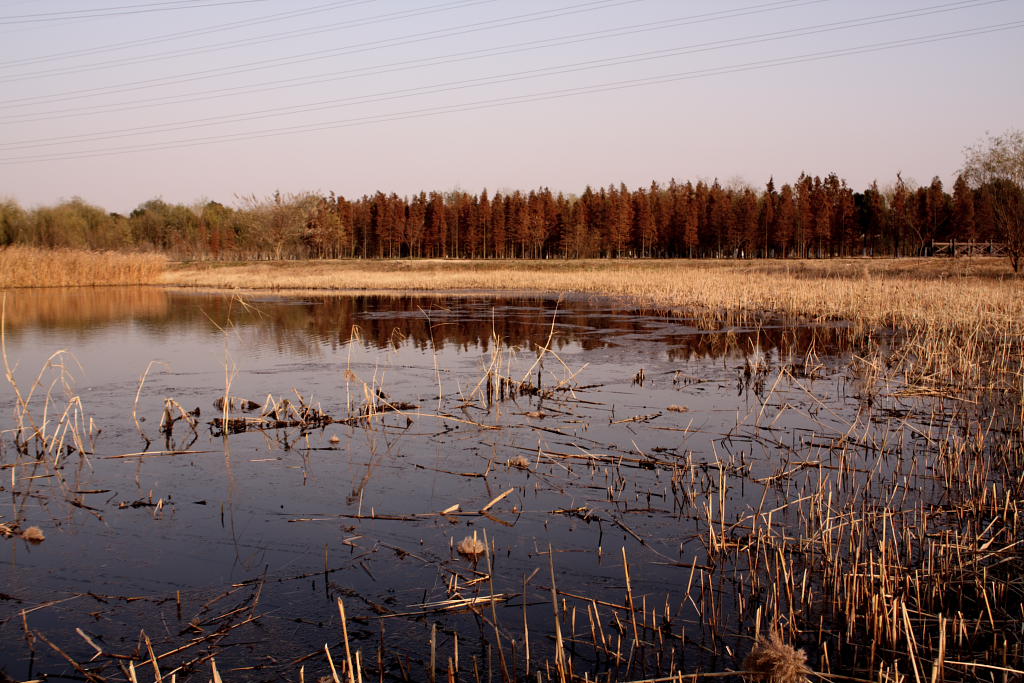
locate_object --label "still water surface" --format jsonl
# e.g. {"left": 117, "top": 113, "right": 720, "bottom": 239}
{"left": 0, "top": 287, "right": 872, "bottom": 681}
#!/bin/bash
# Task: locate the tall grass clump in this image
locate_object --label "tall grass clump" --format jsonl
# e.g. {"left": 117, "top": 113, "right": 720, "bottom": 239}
{"left": 0, "top": 245, "right": 167, "bottom": 287}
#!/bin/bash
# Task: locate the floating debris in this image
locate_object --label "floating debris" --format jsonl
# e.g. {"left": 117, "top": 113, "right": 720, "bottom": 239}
{"left": 742, "top": 633, "right": 810, "bottom": 683}
{"left": 210, "top": 393, "right": 332, "bottom": 435}
{"left": 160, "top": 398, "right": 199, "bottom": 436}
{"left": 482, "top": 370, "right": 552, "bottom": 407}
{"left": 610, "top": 412, "right": 661, "bottom": 425}
{"left": 21, "top": 526, "right": 45, "bottom": 544}
{"left": 213, "top": 396, "right": 261, "bottom": 412}
{"left": 1, "top": 523, "right": 46, "bottom": 543}
{"left": 456, "top": 532, "right": 486, "bottom": 561}
{"left": 666, "top": 404, "right": 689, "bottom": 413}
{"left": 506, "top": 455, "right": 531, "bottom": 469}
{"left": 329, "top": 434, "right": 341, "bottom": 444}
{"left": 357, "top": 400, "right": 418, "bottom": 418}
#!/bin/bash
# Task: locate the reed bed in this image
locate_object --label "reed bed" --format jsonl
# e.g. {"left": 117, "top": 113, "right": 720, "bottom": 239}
{"left": 0, "top": 245, "right": 167, "bottom": 287}
{"left": 162, "top": 258, "right": 1024, "bottom": 335}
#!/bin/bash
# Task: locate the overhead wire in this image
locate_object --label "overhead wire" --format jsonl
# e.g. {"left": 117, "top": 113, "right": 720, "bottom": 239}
{"left": 0, "top": 0, "right": 376, "bottom": 69}
{"left": 0, "top": 0, "right": 273, "bottom": 25}
{"left": 0, "top": 0, "right": 649, "bottom": 98}
{"left": 0, "top": 0, "right": 837, "bottom": 123}
{"left": 0, "top": 0, "right": 498, "bottom": 81}
{"left": 2, "top": 19, "right": 1020, "bottom": 165}
{"left": 0, "top": 0, "right": 1006, "bottom": 151}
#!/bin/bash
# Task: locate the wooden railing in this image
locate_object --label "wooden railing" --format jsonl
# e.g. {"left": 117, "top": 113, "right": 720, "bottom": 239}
{"left": 931, "top": 241, "right": 1007, "bottom": 257}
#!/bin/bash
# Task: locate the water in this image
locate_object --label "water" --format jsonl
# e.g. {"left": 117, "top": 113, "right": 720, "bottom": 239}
{"left": 0, "top": 287, "right": 901, "bottom": 681}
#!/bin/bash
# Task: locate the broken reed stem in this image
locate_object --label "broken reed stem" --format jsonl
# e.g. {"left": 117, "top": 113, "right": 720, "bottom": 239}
{"left": 325, "top": 644, "right": 341, "bottom": 683}
{"left": 482, "top": 529, "right": 510, "bottom": 682}
{"left": 132, "top": 360, "right": 164, "bottom": 445}
{"left": 622, "top": 546, "right": 641, "bottom": 649}
{"left": 549, "top": 545, "right": 568, "bottom": 683}
{"left": 337, "top": 598, "right": 356, "bottom": 683}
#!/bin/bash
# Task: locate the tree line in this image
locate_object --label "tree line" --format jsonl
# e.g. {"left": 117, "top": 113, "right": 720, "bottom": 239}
{"left": 2, "top": 168, "right": 1020, "bottom": 267}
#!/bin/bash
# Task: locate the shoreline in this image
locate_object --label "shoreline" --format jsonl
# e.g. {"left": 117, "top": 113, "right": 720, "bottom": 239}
{"left": 3, "top": 250, "right": 1022, "bottom": 334}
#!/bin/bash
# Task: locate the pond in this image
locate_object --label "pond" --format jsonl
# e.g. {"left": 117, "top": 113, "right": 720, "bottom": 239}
{"left": 0, "top": 287, "right": 963, "bottom": 682}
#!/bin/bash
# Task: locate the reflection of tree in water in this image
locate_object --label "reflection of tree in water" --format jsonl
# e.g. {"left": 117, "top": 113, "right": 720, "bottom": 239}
{"left": 3, "top": 288, "right": 854, "bottom": 361}
{"left": 209, "top": 294, "right": 604, "bottom": 358}
{"left": 1, "top": 286, "right": 170, "bottom": 333}
{"left": 664, "top": 325, "right": 854, "bottom": 362}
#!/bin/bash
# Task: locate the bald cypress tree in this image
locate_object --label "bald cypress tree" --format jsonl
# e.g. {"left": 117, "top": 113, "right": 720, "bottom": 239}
{"left": 707, "top": 181, "right": 731, "bottom": 257}
{"left": 737, "top": 189, "right": 760, "bottom": 258}
{"left": 861, "top": 181, "right": 886, "bottom": 255}
{"left": 775, "top": 184, "right": 796, "bottom": 258}
{"left": 952, "top": 174, "right": 976, "bottom": 242}
{"left": 795, "top": 174, "right": 814, "bottom": 258}
{"left": 426, "top": 192, "right": 447, "bottom": 258}
{"left": 604, "top": 184, "right": 633, "bottom": 257}
{"left": 649, "top": 181, "right": 670, "bottom": 256}
{"left": 407, "top": 193, "right": 427, "bottom": 258}
{"left": 478, "top": 189, "right": 492, "bottom": 258}
{"left": 492, "top": 193, "right": 507, "bottom": 258}
{"left": 760, "top": 177, "right": 776, "bottom": 258}
{"left": 632, "top": 187, "right": 655, "bottom": 257}
{"left": 507, "top": 191, "right": 529, "bottom": 258}
{"left": 690, "top": 181, "right": 708, "bottom": 257}
{"left": 889, "top": 174, "right": 914, "bottom": 256}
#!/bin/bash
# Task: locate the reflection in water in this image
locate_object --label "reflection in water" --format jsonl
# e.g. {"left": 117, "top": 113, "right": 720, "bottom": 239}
{"left": 0, "top": 286, "right": 170, "bottom": 331}
{"left": 1, "top": 286, "right": 853, "bottom": 363}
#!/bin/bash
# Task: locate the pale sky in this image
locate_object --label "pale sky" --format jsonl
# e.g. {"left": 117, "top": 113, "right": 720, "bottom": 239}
{"left": 0, "top": 0, "right": 1021, "bottom": 213}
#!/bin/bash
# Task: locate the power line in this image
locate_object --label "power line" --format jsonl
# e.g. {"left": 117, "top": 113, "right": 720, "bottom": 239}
{"left": 3, "top": 19, "right": 1020, "bottom": 165}
{"left": 0, "top": 0, "right": 834, "bottom": 122}
{"left": 0, "top": 0, "right": 374, "bottom": 68}
{"left": 0, "top": 0, "right": 273, "bottom": 25}
{"left": 0, "top": 0, "right": 647, "bottom": 97}
{"left": 0, "top": 0, "right": 497, "bottom": 80}
{"left": 0, "top": 0, "right": 1004, "bottom": 150}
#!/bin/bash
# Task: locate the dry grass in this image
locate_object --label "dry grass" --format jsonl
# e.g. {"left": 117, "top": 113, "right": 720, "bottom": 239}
{"left": 743, "top": 634, "right": 811, "bottom": 683}
{"left": 0, "top": 245, "right": 167, "bottom": 287}
{"left": 456, "top": 532, "right": 486, "bottom": 560}
{"left": 162, "top": 257, "right": 1024, "bottom": 334}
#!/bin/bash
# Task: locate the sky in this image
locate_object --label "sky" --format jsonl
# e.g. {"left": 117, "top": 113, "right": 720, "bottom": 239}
{"left": 0, "top": 0, "right": 1021, "bottom": 214}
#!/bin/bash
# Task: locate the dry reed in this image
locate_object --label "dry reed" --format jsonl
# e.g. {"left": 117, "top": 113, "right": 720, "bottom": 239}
{"left": 743, "top": 634, "right": 811, "bottom": 683}
{"left": 0, "top": 245, "right": 166, "bottom": 287}
{"left": 161, "top": 258, "right": 1024, "bottom": 335}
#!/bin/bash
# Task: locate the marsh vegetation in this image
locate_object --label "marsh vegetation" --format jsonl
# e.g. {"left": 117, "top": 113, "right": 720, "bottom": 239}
{"left": 0, "top": 281, "right": 1021, "bottom": 683}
